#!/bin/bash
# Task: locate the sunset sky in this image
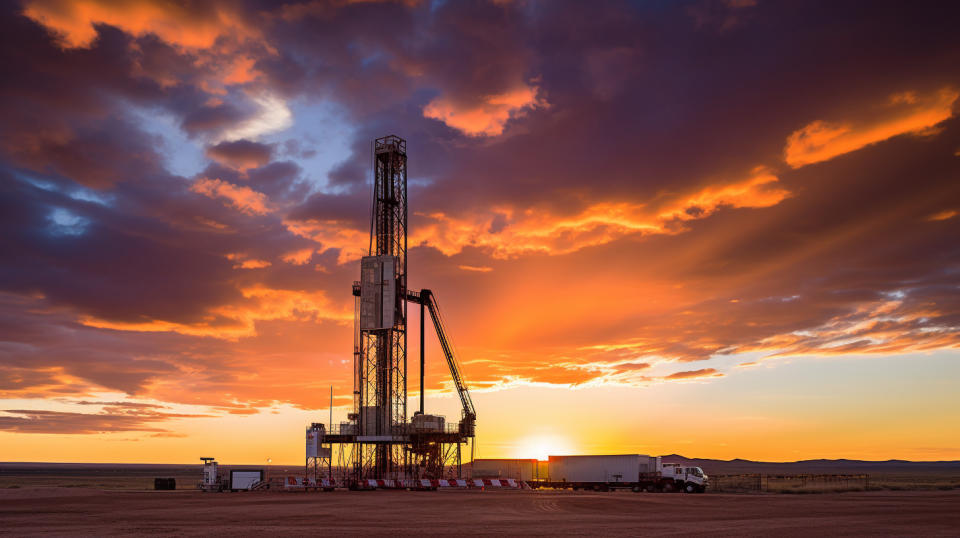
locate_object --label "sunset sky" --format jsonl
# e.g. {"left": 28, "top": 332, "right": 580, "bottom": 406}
{"left": 2, "top": 0, "right": 959, "bottom": 464}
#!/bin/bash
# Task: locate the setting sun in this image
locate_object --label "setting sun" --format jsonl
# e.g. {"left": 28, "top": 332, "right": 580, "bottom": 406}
{"left": 515, "top": 434, "right": 577, "bottom": 461}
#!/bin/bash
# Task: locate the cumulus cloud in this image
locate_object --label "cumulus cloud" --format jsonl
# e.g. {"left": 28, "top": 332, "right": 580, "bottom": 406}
{"left": 21, "top": 0, "right": 260, "bottom": 49}
{"left": 424, "top": 82, "right": 548, "bottom": 136}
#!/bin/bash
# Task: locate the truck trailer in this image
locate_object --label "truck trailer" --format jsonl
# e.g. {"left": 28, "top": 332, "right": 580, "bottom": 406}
{"left": 530, "top": 455, "right": 707, "bottom": 493}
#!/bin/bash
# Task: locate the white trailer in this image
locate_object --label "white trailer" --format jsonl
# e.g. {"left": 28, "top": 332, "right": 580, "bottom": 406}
{"left": 535, "top": 454, "right": 708, "bottom": 493}
{"left": 548, "top": 455, "right": 640, "bottom": 483}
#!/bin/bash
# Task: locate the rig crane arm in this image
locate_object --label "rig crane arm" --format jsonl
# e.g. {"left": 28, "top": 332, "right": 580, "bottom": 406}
{"left": 421, "top": 289, "right": 476, "bottom": 423}
{"left": 402, "top": 289, "right": 476, "bottom": 431}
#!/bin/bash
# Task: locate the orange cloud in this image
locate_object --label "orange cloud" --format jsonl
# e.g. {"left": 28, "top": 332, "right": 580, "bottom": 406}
{"left": 459, "top": 265, "right": 493, "bottom": 272}
{"left": 784, "top": 88, "right": 958, "bottom": 168}
{"left": 79, "top": 285, "right": 351, "bottom": 340}
{"left": 21, "top": 0, "right": 259, "bottom": 50}
{"left": 926, "top": 209, "right": 956, "bottom": 221}
{"left": 22, "top": 1, "right": 274, "bottom": 99}
{"left": 279, "top": 169, "right": 787, "bottom": 265}
{"left": 281, "top": 248, "right": 316, "bottom": 265}
{"left": 423, "top": 83, "right": 547, "bottom": 136}
{"left": 663, "top": 368, "right": 723, "bottom": 380}
{"left": 221, "top": 56, "right": 260, "bottom": 85}
{"left": 190, "top": 178, "right": 270, "bottom": 215}
{"left": 282, "top": 219, "right": 368, "bottom": 264}
{"left": 412, "top": 168, "right": 788, "bottom": 258}
{"left": 236, "top": 259, "right": 271, "bottom": 269}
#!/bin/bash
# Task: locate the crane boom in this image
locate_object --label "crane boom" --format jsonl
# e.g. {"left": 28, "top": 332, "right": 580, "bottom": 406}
{"left": 421, "top": 290, "right": 476, "bottom": 422}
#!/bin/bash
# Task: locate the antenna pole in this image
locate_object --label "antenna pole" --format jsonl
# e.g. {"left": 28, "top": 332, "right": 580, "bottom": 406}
{"left": 420, "top": 300, "right": 425, "bottom": 415}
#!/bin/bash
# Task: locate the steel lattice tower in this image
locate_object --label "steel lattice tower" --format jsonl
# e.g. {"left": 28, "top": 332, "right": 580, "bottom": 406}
{"left": 353, "top": 135, "right": 407, "bottom": 479}
{"left": 319, "top": 135, "right": 475, "bottom": 486}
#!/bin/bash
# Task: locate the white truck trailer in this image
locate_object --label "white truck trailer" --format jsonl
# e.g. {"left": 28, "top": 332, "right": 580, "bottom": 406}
{"left": 533, "top": 454, "right": 707, "bottom": 493}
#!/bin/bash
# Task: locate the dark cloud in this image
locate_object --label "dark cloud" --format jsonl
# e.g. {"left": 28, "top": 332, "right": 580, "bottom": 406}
{"left": 181, "top": 101, "right": 250, "bottom": 138}
{"left": 205, "top": 139, "right": 274, "bottom": 171}
{"left": 0, "top": 407, "right": 210, "bottom": 434}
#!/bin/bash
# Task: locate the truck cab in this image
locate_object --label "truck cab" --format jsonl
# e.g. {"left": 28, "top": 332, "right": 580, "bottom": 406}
{"left": 661, "top": 463, "right": 708, "bottom": 492}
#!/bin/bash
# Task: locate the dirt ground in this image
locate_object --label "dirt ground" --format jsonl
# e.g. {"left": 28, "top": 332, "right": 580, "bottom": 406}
{"left": 1, "top": 487, "right": 958, "bottom": 536}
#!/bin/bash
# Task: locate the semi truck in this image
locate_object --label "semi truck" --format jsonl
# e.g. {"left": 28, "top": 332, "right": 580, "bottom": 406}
{"left": 529, "top": 454, "right": 708, "bottom": 493}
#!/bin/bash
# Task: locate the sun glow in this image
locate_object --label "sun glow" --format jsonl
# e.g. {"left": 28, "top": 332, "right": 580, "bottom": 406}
{"left": 514, "top": 433, "right": 576, "bottom": 461}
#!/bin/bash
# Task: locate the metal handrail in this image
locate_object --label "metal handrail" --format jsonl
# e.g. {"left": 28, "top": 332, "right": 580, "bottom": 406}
{"left": 323, "top": 421, "right": 465, "bottom": 436}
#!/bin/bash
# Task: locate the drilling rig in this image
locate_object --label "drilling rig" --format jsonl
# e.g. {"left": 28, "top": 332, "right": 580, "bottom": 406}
{"left": 313, "top": 135, "right": 476, "bottom": 486}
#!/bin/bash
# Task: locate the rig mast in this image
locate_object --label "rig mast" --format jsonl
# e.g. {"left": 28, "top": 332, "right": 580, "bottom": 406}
{"left": 319, "top": 135, "right": 476, "bottom": 486}
{"left": 355, "top": 135, "right": 408, "bottom": 479}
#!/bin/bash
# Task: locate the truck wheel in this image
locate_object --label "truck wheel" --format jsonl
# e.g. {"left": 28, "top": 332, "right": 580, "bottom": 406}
{"left": 643, "top": 485, "right": 654, "bottom": 493}
{"left": 684, "top": 484, "right": 695, "bottom": 494}
{"left": 631, "top": 486, "right": 640, "bottom": 493}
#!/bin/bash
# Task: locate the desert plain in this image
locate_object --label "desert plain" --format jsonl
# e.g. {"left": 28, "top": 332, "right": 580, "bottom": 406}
{"left": 1, "top": 485, "right": 959, "bottom": 536}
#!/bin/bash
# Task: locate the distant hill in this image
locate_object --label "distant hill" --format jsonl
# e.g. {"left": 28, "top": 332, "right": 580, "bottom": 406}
{"left": 4, "top": 458, "right": 960, "bottom": 477}
{"left": 0, "top": 462, "right": 301, "bottom": 477}
{"left": 659, "top": 455, "right": 960, "bottom": 475}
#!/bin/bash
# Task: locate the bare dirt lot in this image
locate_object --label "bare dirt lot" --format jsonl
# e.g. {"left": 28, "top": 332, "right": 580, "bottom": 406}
{"left": 1, "top": 487, "right": 958, "bottom": 536}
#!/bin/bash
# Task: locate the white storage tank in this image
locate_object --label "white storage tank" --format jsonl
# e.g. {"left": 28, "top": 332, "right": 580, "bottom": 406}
{"left": 306, "top": 425, "right": 331, "bottom": 458}
{"left": 411, "top": 413, "right": 445, "bottom": 432}
{"left": 201, "top": 458, "right": 218, "bottom": 487}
